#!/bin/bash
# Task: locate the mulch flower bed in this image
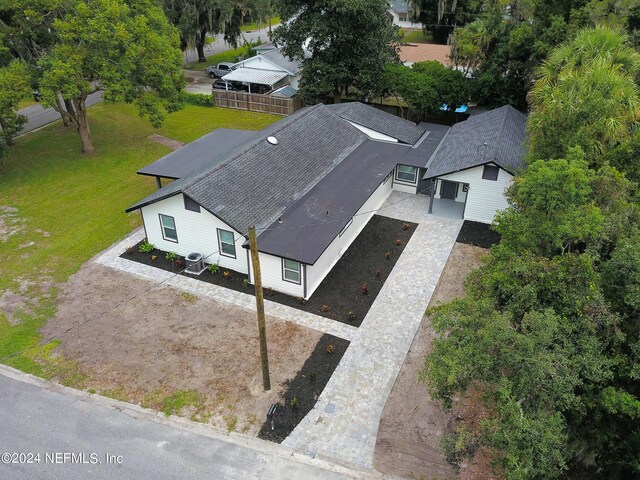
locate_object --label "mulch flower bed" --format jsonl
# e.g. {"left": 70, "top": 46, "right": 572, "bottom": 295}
{"left": 121, "top": 215, "right": 417, "bottom": 327}
{"left": 456, "top": 220, "right": 501, "bottom": 249}
{"left": 257, "top": 333, "right": 350, "bottom": 443}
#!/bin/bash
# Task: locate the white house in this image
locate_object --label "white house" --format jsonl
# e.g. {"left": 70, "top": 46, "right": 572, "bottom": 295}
{"left": 222, "top": 47, "right": 303, "bottom": 94}
{"left": 388, "top": 0, "right": 420, "bottom": 28}
{"left": 423, "top": 106, "right": 527, "bottom": 223}
{"left": 126, "top": 103, "right": 525, "bottom": 298}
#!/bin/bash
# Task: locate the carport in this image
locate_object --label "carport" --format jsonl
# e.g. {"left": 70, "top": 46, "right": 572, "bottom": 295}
{"left": 221, "top": 67, "right": 288, "bottom": 93}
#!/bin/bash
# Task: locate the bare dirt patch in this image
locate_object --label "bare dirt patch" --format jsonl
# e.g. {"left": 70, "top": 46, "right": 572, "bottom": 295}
{"left": 373, "top": 242, "right": 487, "bottom": 479}
{"left": 148, "top": 134, "right": 185, "bottom": 151}
{"left": 0, "top": 276, "right": 55, "bottom": 324}
{"left": 0, "top": 206, "right": 26, "bottom": 243}
{"left": 41, "top": 262, "right": 325, "bottom": 435}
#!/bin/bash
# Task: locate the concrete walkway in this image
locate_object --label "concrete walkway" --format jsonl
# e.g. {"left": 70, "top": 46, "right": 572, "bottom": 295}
{"left": 95, "top": 230, "right": 357, "bottom": 342}
{"left": 281, "top": 192, "right": 462, "bottom": 468}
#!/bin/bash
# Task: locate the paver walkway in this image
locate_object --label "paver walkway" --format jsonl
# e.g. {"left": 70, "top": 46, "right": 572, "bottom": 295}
{"left": 95, "top": 231, "right": 357, "bottom": 342}
{"left": 281, "top": 192, "right": 462, "bottom": 468}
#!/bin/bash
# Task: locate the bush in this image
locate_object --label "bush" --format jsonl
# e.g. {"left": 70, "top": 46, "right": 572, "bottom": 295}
{"left": 165, "top": 251, "right": 178, "bottom": 261}
{"left": 207, "top": 263, "right": 219, "bottom": 273}
{"left": 139, "top": 241, "right": 155, "bottom": 253}
{"left": 181, "top": 92, "right": 215, "bottom": 107}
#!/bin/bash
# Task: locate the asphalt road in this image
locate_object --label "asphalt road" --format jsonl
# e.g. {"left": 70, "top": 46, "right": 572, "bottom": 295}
{"left": 182, "top": 27, "right": 276, "bottom": 65}
{"left": 0, "top": 369, "right": 367, "bottom": 480}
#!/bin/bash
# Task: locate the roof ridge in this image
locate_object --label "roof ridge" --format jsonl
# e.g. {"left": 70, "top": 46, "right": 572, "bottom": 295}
{"left": 181, "top": 105, "right": 324, "bottom": 194}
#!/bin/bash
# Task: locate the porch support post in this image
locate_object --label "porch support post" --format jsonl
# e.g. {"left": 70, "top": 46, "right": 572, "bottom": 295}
{"left": 428, "top": 179, "right": 436, "bottom": 214}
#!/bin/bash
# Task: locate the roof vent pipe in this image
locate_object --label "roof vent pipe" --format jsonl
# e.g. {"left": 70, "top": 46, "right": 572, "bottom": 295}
{"left": 267, "top": 136, "right": 278, "bottom": 145}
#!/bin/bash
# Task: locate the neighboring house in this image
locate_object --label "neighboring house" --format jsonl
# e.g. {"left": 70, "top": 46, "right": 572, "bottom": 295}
{"left": 126, "top": 103, "right": 525, "bottom": 298}
{"left": 388, "top": 0, "right": 419, "bottom": 28}
{"left": 222, "top": 47, "right": 303, "bottom": 94}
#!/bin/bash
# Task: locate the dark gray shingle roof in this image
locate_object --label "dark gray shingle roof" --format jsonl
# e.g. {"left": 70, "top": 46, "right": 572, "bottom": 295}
{"left": 327, "top": 102, "right": 427, "bottom": 145}
{"left": 424, "top": 105, "right": 526, "bottom": 179}
{"left": 127, "top": 105, "right": 366, "bottom": 233}
{"left": 257, "top": 140, "right": 404, "bottom": 264}
{"left": 137, "top": 129, "right": 259, "bottom": 180}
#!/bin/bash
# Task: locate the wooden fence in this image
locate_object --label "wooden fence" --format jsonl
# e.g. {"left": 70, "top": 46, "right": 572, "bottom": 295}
{"left": 213, "top": 91, "right": 303, "bottom": 116}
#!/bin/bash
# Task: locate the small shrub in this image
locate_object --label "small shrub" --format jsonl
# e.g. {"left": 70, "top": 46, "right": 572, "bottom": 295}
{"left": 289, "top": 396, "right": 298, "bottom": 409}
{"left": 139, "top": 241, "right": 155, "bottom": 253}
{"left": 309, "top": 371, "right": 316, "bottom": 381}
{"left": 174, "top": 259, "right": 183, "bottom": 268}
{"left": 395, "top": 239, "right": 402, "bottom": 246}
{"left": 266, "top": 287, "right": 275, "bottom": 296}
{"left": 181, "top": 91, "right": 215, "bottom": 107}
{"left": 402, "top": 223, "right": 410, "bottom": 231}
{"left": 321, "top": 304, "right": 330, "bottom": 313}
{"left": 374, "top": 268, "right": 381, "bottom": 278}
{"left": 243, "top": 279, "right": 249, "bottom": 288}
{"left": 223, "top": 270, "right": 231, "bottom": 279}
{"left": 165, "top": 251, "right": 178, "bottom": 261}
{"left": 125, "top": 246, "right": 135, "bottom": 255}
{"left": 346, "top": 310, "right": 356, "bottom": 322}
{"left": 297, "top": 296, "right": 306, "bottom": 305}
{"left": 151, "top": 255, "right": 157, "bottom": 261}
{"left": 325, "top": 344, "right": 335, "bottom": 354}
{"left": 207, "top": 263, "right": 219, "bottom": 274}
{"left": 384, "top": 251, "right": 392, "bottom": 260}
{"left": 361, "top": 283, "right": 369, "bottom": 295}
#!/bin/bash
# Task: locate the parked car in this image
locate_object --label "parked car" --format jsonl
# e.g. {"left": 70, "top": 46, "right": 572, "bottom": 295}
{"left": 205, "top": 62, "right": 235, "bottom": 78}
{"left": 212, "top": 80, "right": 251, "bottom": 92}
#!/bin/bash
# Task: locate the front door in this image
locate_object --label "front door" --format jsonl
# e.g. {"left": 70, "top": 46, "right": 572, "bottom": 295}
{"left": 441, "top": 180, "right": 457, "bottom": 200}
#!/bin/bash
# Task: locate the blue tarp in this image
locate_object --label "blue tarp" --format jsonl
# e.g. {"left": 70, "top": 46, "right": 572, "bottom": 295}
{"left": 440, "top": 104, "right": 468, "bottom": 113}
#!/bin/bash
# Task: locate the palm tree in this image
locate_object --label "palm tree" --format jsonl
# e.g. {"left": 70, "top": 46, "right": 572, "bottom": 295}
{"left": 527, "top": 26, "right": 640, "bottom": 163}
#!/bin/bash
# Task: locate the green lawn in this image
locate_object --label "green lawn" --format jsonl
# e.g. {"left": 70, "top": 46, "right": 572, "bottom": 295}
{"left": 18, "top": 97, "right": 37, "bottom": 110}
{"left": 240, "top": 16, "right": 280, "bottom": 32}
{"left": 0, "top": 102, "right": 279, "bottom": 375}
{"left": 402, "top": 29, "right": 431, "bottom": 43}
{"left": 185, "top": 46, "right": 252, "bottom": 72}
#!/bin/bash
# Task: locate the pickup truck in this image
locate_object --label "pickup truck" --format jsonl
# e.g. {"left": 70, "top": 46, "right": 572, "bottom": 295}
{"left": 204, "top": 62, "right": 235, "bottom": 78}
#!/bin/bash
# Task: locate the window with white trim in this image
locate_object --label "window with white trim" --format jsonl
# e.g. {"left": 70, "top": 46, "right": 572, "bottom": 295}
{"left": 282, "top": 258, "right": 301, "bottom": 284}
{"left": 159, "top": 214, "right": 178, "bottom": 242}
{"left": 395, "top": 164, "right": 418, "bottom": 184}
{"left": 217, "top": 229, "right": 236, "bottom": 258}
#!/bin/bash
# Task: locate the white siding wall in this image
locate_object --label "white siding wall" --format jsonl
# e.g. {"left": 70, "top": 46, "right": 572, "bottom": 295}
{"left": 438, "top": 164, "right": 513, "bottom": 223}
{"left": 140, "top": 194, "right": 248, "bottom": 274}
{"left": 347, "top": 121, "right": 399, "bottom": 142}
{"left": 249, "top": 253, "right": 305, "bottom": 298}
{"left": 306, "top": 176, "right": 393, "bottom": 298}
{"left": 392, "top": 164, "right": 418, "bottom": 194}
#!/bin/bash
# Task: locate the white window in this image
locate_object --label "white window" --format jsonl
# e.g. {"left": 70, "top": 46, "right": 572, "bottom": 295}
{"left": 395, "top": 164, "right": 418, "bottom": 184}
{"left": 217, "top": 229, "right": 236, "bottom": 258}
{"left": 282, "top": 258, "right": 301, "bottom": 284}
{"left": 159, "top": 214, "right": 178, "bottom": 242}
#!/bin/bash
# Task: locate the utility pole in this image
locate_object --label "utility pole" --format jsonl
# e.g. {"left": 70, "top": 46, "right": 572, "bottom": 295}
{"left": 249, "top": 226, "right": 271, "bottom": 391}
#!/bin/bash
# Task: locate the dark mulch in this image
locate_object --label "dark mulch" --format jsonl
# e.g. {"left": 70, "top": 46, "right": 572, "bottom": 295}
{"left": 257, "top": 333, "right": 350, "bottom": 443}
{"left": 456, "top": 220, "right": 501, "bottom": 249}
{"left": 121, "top": 215, "right": 417, "bottom": 327}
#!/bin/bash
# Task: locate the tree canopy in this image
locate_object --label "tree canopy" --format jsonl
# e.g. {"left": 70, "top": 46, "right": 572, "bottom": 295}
{"left": 423, "top": 149, "right": 640, "bottom": 477}
{"left": 384, "top": 61, "right": 468, "bottom": 120}
{"left": 35, "top": 0, "right": 184, "bottom": 154}
{"left": 0, "top": 60, "right": 30, "bottom": 145}
{"left": 272, "top": 0, "right": 400, "bottom": 102}
{"left": 527, "top": 26, "right": 640, "bottom": 164}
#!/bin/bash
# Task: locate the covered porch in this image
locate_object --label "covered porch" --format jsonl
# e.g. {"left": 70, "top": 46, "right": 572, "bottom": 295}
{"left": 426, "top": 178, "right": 468, "bottom": 220}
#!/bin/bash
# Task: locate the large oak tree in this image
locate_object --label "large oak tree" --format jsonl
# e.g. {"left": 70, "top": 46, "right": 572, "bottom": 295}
{"left": 38, "top": 0, "right": 185, "bottom": 154}
{"left": 272, "top": 0, "right": 400, "bottom": 103}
